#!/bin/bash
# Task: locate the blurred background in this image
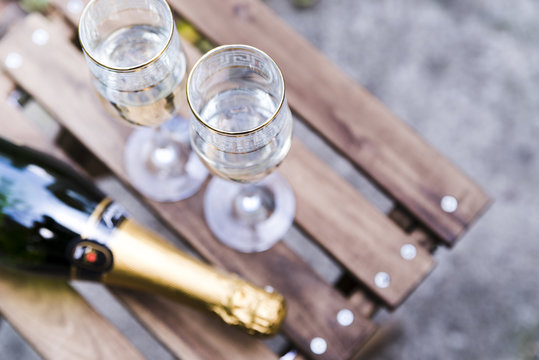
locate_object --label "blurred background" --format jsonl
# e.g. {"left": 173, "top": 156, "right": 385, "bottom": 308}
{"left": 1, "top": 0, "right": 538, "bottom": 359}
{"left": 264, "top": 1, "right": 538, "bottom": 359}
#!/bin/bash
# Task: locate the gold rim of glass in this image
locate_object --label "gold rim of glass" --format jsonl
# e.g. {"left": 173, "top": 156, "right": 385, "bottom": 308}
{"left": 78, "top": 0, "right": 175, "bottom": 72}
{"left": 186, "top": 44, "right": 286, "bottom": 136}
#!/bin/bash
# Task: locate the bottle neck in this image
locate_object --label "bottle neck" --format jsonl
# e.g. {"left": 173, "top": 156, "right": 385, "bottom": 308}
{"left": 77, "top": 198, "right": 287, "bottom": 336}
{"left": 102, "top": 218, "right": 232, "bottom": 306}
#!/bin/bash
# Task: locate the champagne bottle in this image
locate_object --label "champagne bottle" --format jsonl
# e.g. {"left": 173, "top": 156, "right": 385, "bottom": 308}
{"left": 0, "top": 137, "right": 286, "bottom": 336}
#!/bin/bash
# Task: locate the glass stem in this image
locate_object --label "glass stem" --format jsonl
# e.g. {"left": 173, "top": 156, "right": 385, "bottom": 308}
{"left": 147, "top": 117, "right": 189, "bottom": 177}
{"left": 233, "top": 183, "right": 274, "bottom": 223}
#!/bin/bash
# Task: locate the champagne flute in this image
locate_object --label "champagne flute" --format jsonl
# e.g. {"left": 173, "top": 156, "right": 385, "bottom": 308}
{"left": 187, "top": 45, "right": 295, "bottom": 253}
{"left": 79, "top": 0, "right": 207, "bottom": 202}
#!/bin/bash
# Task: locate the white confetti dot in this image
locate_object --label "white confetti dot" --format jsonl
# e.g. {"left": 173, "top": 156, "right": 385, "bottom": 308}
{"left": 374, "top": 272, "right": 391, "bottom": 289}
{"left": 5, "top": 53, "right": 22, "bottom": 69}
{"left": 67, "top": 0, "right": 83, "bottom": 14}
{"left": 32, "top": 29, "right": 49, "bottom": 46}
{"left": 441, "top": 195, "right": 458, "bottom": 213}
{"left": 337, "top": 309, "right": 354, "bottom": 326}
{"left": 310, "top": 337, "right": 327, "bottom": 355}
{"left": 400, "top": 243, "right": 417, "bottom": 260}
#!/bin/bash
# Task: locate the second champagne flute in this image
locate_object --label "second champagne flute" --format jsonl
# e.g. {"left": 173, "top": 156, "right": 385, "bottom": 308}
{"left": 187, "top": 45, "right": 296, "bottom": 253}
{"left": 79, "top": 0, "right": 207, "bottom": 202}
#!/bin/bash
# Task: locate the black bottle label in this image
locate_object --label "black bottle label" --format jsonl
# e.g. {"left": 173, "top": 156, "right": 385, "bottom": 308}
{"left": 69, "top": 239, "right": 113, "bottom": 275}
{"left": 68, "top": 198, "right": 128, "bottom": 280}
{"left": 99, "top": 201, "right": 128, "bottom": 230}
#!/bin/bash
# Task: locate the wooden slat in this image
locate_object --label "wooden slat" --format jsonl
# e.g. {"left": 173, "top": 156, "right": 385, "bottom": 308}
{"left": 0, "top": 269, "right": 145, "bottom": 360}
{"left": 49, "top": 0, "right": 83, "bottom": 25}
{"left": 0, "top": 1, "right": 25, "bottom": 38}
{"left": 0, "top": 72, "right": 278, "bottom": 360}
{"left": 55, "top": 0, "right": 433, "bottom": 309}
{"left": 162, "top": 0, "right": 491, "bottom": 246}
{"left": 0, "top": 85, "right": 144, "bottom": 360}
{"left": 184, "top": 42, "right": 435, "bottom": 308}
{"left": 0, "top": 14, "right": 377, "bottom": 359}
{"left": 282, "top": 141, "right": 434, "bottom": 306}
{"left": 0, "top": 82, "right": 51, "bottom": 153}
{"left": 0, "top": 69, "right": 13, "bottom": 96}
{"left": 389, "top": 206, "right": 438, "bottom": 252}
{"left": 113, "top": 289, "right": 278, "bottom": 360}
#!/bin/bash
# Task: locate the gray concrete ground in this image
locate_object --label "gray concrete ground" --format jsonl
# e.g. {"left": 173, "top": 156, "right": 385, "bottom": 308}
{"left": 261, "top": 0, "right": 539, "bottom": 359}
{"left": 1, "top": 0, "right": 538, "bottom": 359}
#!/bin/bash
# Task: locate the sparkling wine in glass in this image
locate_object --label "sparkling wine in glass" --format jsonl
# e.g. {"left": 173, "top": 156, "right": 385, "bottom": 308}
{"left": 79, "top": 0, "right": 207, "bottom": 202}
{"left": 187, "top": 45, "right": 295, "bottom": 253}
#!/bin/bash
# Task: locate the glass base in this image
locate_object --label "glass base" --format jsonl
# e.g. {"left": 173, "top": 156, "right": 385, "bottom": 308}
{"left": 204, "top": 173, "right": 295, "bottom": 253}
{"left": 124, "top": 118, "right": 208, "bottom": 202}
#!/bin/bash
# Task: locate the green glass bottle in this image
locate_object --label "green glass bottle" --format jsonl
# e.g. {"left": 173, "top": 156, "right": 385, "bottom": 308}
{"left": 0, "top": 137, "right": 286, "bottom": 336}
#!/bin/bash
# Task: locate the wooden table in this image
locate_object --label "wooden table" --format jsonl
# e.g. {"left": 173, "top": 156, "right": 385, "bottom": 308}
{"left": 0, "top": 1, "right": 490, "bottom": 359}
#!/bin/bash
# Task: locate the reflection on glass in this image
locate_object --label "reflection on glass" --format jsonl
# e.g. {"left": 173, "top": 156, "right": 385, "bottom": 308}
{"left": 79, "top": 0, "right": 207, "bottom": 202}
{"left": 187, "top": 45, "right": 295, "bottom": 253}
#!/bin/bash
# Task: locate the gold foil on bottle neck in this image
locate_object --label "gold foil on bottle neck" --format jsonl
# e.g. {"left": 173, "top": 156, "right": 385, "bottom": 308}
{"left": 211, "top": 277, "right": 287, "bottom": 336}
{"left": 102, "top": 218, "right": 286, "bottom": 336}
